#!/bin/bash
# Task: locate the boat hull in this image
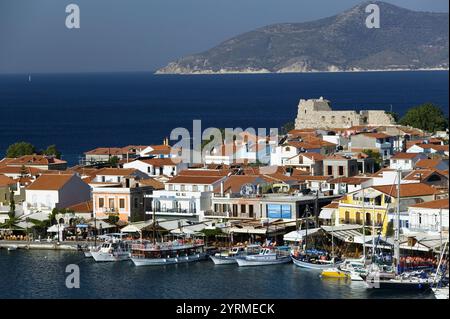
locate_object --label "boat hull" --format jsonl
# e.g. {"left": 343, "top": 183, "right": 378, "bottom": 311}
{"left": 210, "top": 255, "right": 238, "bottom": 265}
{"left": 292, "top": 257, "right": 342, "bottom": 270}
{"left": 91, "top": 251, "right": 130, "bottom": 262}
{"left": 236, "top": 256, "right": 291, "bottom": 267}
{"left": 365, "top": 278, "right": 433, "bottom": 290}
{"left": 322, "top": 268, "right": 349, "bottom": 279}
{"left": 131, "top": 253, "right": 208, "bottom": 266}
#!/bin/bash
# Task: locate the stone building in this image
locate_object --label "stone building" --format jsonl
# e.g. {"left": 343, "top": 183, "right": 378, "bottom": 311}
{"left": 295, "top": 97, "right": 395, "bottom": 129}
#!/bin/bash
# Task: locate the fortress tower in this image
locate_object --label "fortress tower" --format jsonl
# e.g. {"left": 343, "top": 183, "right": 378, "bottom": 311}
{"left": 294, "top": 97, "right": 395, "bottom": 129}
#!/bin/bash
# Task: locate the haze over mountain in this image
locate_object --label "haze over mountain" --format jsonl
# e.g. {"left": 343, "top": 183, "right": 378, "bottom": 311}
{"left": 156, "top": 1, "right": 449, "bottom": 74}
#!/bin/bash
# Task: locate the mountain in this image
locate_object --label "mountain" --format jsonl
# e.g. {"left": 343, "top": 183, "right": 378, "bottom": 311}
{"left": 156, "top": 1, "right": 449, "bottom": 74}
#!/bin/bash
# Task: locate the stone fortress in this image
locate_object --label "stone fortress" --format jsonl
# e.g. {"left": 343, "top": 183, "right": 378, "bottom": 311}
{"left": 295, "top": 97, "right": 396, "bottom": 129}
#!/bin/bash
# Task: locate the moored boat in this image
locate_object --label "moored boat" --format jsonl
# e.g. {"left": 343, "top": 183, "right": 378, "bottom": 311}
{"left": 321, "top": 267, "right": 349, "bottom": 279}
{"left": 131, "top": 239, "right": 207, "bottom": 266}
{"left": 210, "top": 244, "right": 260, "bottom": 265}
{"left": 91, "top": 240, "right": 131, "bottom": 262}
{"left": 235, "top": 246, "right": 291, "bottom": 267}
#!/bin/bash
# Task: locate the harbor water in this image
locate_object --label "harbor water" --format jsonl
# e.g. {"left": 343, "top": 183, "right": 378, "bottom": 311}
{"left": 0, "top": 249, "right": 435, "bottom": 299}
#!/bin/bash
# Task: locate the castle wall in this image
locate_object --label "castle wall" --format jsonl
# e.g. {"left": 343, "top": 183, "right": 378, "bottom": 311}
{"left": 294, "top": 98, "right": 395, "bottom": 129}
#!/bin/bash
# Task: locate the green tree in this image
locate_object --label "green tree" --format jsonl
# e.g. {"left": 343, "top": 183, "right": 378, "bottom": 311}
{"left": 108, "top": 156, "right": 119, "bottom": 167}
{"left": 9, "top": 191, "right": 15, "bottom": 215}
{"left": 362, "top": 149, "right": 383, "bottom": 171}
{"left": 280, "top": 121, "right": 295, "bottom": 135}
{"left": 43, "top": 145, "right": 61, "bottom": 159}
{"left": 399, "top": 103, "right": 448, "bottom": 132}
{"left": 385, "top": 220, "right": 394, "bottom": 237}
{"left": 107, "top": 214, "right": 120, "bottom": 225}
{"left": 6, "top": 142, "right": 36, "bottom": 158}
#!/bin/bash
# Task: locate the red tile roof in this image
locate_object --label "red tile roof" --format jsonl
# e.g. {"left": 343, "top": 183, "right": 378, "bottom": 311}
{"left": 409, "top": 198, "right": 449, "bottom": 209}
{"left": 391, "top": 153, "right": 422, "bottom": 159}
{"left": 372, "top": 183, "right": 437, "bottom": 198}
{"left": 27, "top": 174, "right": 75, "bottom": 190}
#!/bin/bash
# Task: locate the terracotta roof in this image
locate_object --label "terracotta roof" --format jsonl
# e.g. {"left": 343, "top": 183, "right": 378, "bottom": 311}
{"left": 14, "top": 176, "right": 33, "bottom": 186}
{"left": 403, "top": 169, "right": 436, "bottom": 181}
{"left": 178, "top": 169, "right": 232, "bottom": 177}
{"left": 136, "top": 158, "right": 181, "bottom": 166}
{"left": 415, "top": 159, "right": 445, "bottom": 169}
{"left": 293, "top": 175, "right": 331, "bottom": 182}
{"left": 0, "top": 158, "right": 15, "bottom": 167}
{"left": 0, "top": 166, "right": 42, "bottom": 176}
{"left": 84, "top": 147, "right": 124, "bottom": 155}
{"left": 96, "top": 168, "right": 137, "bottom": 176}
{"left": 0, "top": 174, "right": 16, "bottom": 187}
{"left": 66, "top": 200, "right": 93, "bottom": 213}
{"left": 138, "top": 178, "right": 165, "bottom": 189}
{"left": 301, "top": 153, "right": 325, "bottom": 161}
{"left": 391, "top": 153, "right": 422, "bottom": 160}
{"left": 167, "top": 175, "right": 224, "bottom": 185}
{"left": 409, "top": 198, "right": 449, "bottom": 209}
{"left": 27, "top": 173, "right": 75, "bottom": 191}
{"left": 359, "top": 132, "right": 392, "bottom": 139}
{"left": 372, "top": 183, "right": 437, "bottom": 198}
{"left": 213, "top": 175, "right": 261, "bottom": 193}
{"left": 323, "top": 202, "right": 339, "bottom": 209}
{"left": 409, "top": 144, "right": 449, "bottom": 151}
{"left": 287, "top": 141, "right": 322, "bottom": 150}
{"left": 7, "top": 155, "right": 66, "bottom": 166}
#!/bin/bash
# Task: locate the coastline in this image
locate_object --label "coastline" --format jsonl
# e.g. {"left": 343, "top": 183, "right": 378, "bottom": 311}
{"left": 154, "top": 67, "right": 449, "bottom": 75}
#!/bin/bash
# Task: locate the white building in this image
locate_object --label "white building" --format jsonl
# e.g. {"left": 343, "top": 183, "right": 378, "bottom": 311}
{"left": 148, "top": 174, "right": 228, "bottom": 221}
{"left": 408, "top": 198, "right": 449, "bottom": 234}
{"left": 24, "top": 173, "right": 91, "bottom": 215}
{"left": 389, "top": 153, "right": 428, "bottom": 171}
{"left": 123, "top": 158, "right": 187, "bottom": 178}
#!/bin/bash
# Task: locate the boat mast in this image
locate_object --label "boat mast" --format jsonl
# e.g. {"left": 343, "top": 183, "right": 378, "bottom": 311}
{"left": 362, "top": 187, "right": 366, "bottom": 260}
{"left": 394, "top": 168, "right": 401, "bottom": 275}
{"left": 152, "top": 202, "right": 156, "bottom": 244}
{"left": 372, "top": 203, "right": 375, "bottom": 262}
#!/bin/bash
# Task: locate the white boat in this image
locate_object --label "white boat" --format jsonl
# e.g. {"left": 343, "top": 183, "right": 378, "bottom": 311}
{"left": 7, "top": 245, "right": 18, "bottom": 251}
{"left": 210, "top": 245, "right": 260, "bottom": 265}
{"left": 235, "top": 247, "right": 292, "bottom": 267}
{"left": 433, "top": 287, "right": 449, "bottom": 299}
{"left": 292, "top": 254, "right": 342, "bottom": 270}
{"left": 131, "top": 239, "right": 207, "bottom": 266}
{"left": 91, "top": 240, "right": 131, "bottom": 262}
{"left": 338, "top": 259, "right": 367, "bottom": 281}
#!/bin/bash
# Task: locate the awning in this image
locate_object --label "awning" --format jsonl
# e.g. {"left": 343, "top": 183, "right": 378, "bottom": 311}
{"left": 76, "top": 224, "right": 89, "bottom": 228}
{"left": 170, "top": 223, "right": 206, "bottom": 235}
{"left": 47, "top": 224, "right": 68, "bottom": 233}
{"left": 321, "top": 225, "right": 364, "bottom": 242}
{"left": 283, "top": 228, "right": 321, "bottom": 242}
{"left": 87, "top": 220, "right": 115, "bottom": 229}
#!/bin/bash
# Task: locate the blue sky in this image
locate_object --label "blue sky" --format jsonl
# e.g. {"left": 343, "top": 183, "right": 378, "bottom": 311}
{"left": 0, "top": 0, "right": 448, "bottom": 73}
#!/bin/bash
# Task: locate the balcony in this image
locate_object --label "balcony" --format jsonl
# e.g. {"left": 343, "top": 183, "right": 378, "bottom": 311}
{"left": 147, "top": 208, "right": 198, "bottom": 216}
{"left": 340, "top": 218, "right": 383, "bottom": 227}
{"left": 204, "top": 211, "right": 230, "bottom": 218}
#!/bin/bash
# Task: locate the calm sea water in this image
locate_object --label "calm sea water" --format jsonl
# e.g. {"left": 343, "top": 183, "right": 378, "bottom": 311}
{"left": 0, "top": 250, "right": 435, "bottom": 299}
{"left": 0, "top": 71, "right": 448, "bottom": 165}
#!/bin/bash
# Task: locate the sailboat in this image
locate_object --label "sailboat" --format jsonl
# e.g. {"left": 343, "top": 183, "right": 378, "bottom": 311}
{"left": 431, "top": 225, "right": 449, "bottom": 299}
{"left": 365, "top": 169, "right": 435, "bottom": 290}
{"left": 292, "top": 205, "right": 342, "bottom": 270}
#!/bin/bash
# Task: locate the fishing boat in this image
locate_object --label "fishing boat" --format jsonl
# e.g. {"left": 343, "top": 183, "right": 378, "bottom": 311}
{"left": 130, "top": 239, "right": 208, "bottom": 266}
{"left": 235, "top": 246, "right": 291, "bottom": 267}
{"left": 292, "top": 252, "right": 342, "bottom": 269}
{"left": 210, "top": 244, "right": 260, "bottom": 265}
{"left": 91, "top": 240, "right": 131, "bottom": 262}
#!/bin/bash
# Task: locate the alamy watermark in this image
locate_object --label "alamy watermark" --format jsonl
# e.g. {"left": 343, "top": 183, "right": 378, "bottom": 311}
{"left": 365, "top": 4, "right": 380, "bottom": 29}
{"left": 65, "top": 264, "right": 80, "bottom": 288}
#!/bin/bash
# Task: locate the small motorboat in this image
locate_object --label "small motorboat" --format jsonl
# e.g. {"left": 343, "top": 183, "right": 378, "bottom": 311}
{"left": 210, "top": 244, "right": 260, "bottom": 265}
{"left": 7, "top": 245, "right": 18, "bottom": 251}
{"left": 235, "top": 246, "right": 292, "bottom": 267}
{"left": 91, "top": 240, "right": 131, "bottom": 262}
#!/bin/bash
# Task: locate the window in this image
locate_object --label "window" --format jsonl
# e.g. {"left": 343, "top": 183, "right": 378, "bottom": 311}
{"left": 168, "top": 184, "right": 173, "bottom": 191}
{"left": 180, "top": 185, "right": 185, "bottom": 191}
{"left": 119, "top": 198, "right": 125, "bottom": 209}
{"left": 392, "top": 160, "right": 397, "bottom": 164}
{"left": 99, "top": 198, "right": 104, "bottom": 208}
{"left": 285, "top": 147, "right": 291, "bottom": 152}
{"left": 338, "top": 166, "right": 344, "bottom": 176}
{"left": 192, "top": 185, "right": 198, "bottom": 192}
{"left": 241, "top": 204, "right": 246, "bottom": 214}
{"left": 385, "top": 196, "right": 391, "bottom": 204}
{"left": 147, "top": 167, "right": 151, "bottom": 173}
{"left": 327, "top": 166, "right": 333, "bottom": 175}
{"left": 232, "top": 204, "right": 238, "bottom": 217}
{"left": 267, "top": 204, "right": 291, "bottom": 219}
{"left": 249, "top": 205, "right": 254, "bottom": 218}
{"left": 109, "top": 198, "right": 115, "bottom": 209}
{"left": 356, "top": 212, "right": 361, "bottom": 224}
{"left": 377, "top": 213, "right": 382, "bottom": 224}
{"left": 404, "top": 160, "right": 409, "bottom": 164}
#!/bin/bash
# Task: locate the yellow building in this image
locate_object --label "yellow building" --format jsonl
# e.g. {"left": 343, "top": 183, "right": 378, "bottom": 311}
{"left": 338, "top": 183, "right": 437, "bottom": 236}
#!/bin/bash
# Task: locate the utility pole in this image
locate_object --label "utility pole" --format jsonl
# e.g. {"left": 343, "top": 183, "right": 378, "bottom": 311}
{"left": 362, "top": 187, "right": 366, "bottom": 260}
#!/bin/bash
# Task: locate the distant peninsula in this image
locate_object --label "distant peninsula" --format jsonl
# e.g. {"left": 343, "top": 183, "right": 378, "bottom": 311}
{"left": 156, "top": 1, "right": 449, "bottom": 75}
